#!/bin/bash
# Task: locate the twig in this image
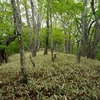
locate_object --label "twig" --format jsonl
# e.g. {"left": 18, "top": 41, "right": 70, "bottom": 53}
{"left": 29, "top": 54, "right": 35, "bottom": 67}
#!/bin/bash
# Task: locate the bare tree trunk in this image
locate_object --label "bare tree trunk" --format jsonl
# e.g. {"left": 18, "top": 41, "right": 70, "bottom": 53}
{"left": 30, "top": 0, "right": 37, "bottom": 57}
{"left": 76, "top": 0, "right": 87, "bottom": 63}
{"left": 90, "top": 0, "right": 100, "bottom": 59}
{"left": 65, "top": 38, "right": 71, "bottom": 54}
{"left": 37, "top": 13, "right": 41, "bottom": 51}
{"left": 44, "top": 0, "right": 50, "bottom": 55}
{"left": 71, "top": 42, "right": 74, "bottom": 54}
{"left": 61, "top": 15, "right": 71, "bottom": 54}
{"left": 76, "top": 39, "right": 81, "bottom": 63}
{"left": 49, "top": 0, "right": 54, "bottom": 62}
{"left": 24, "top": 0, "right": 32, "bottom": 51}
{"left": 81, "top": 0, "right": 90, "bottom": 58}
{"left": 11, "top": 0, "right": 28, "bottom": 84}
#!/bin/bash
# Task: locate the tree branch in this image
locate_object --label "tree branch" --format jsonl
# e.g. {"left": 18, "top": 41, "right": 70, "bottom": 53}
{"left": 6, "top": 35, "right": 17, "bottom": 46}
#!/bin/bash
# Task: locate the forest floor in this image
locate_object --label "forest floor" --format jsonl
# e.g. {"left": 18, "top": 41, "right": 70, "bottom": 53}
{"left": 0, "top": 50, "right": 100, "bottom": 100}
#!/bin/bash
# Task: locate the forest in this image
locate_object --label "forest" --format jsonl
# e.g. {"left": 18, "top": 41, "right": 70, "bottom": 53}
{"left": 0, "top": 0, "right": 100, "bottom": 100}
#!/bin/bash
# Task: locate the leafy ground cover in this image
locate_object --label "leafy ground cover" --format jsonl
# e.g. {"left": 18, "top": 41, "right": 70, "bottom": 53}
{"left": 0, "top": 51, "right": 100, "bottom": 100}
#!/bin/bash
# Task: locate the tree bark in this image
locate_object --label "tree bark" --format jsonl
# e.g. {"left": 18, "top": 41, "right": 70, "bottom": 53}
{"left": 30, "top": 0, "right": 37, "bottom": 57}
{"left": 90, "top": 0, "right": 100, "bottom": 59}
{"left": 49, "top": 0, "right": 54, "bottom": 62}
{"left": 0, "top": 35, "right": 17, "bottom": 64}
{"left": 76, "top": 0, "right": 88, "bottom": 62}
{"left": 11, "top": 0, "right": 28, "bottom": 84}
{"left": 44, "top": 0, "right": 50, "bottom": 55}
{"left": 24, "top": 0, "right": 32, "bottom": 51}
{"left": 81, "top": 0, "right": 90, "bottom": 58}
{"left": 37, "top": 13, "right": 41, "bottom": 51}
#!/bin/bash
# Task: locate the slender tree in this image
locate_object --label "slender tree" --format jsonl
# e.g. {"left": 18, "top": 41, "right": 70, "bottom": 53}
{"left": 30, "top": 0, "right": 37, "bottom": 57}
{"left": 37, "top": 6, "right": 41, "bottom": 51}
{"left": 24, "top": 0, "right": 32, "bottom": 51}
{"left": 76, "top": 0, "right": 88, "bottom": 62}
{"left": 11, "top": 0, "right": 28, "bottom": 84}
{"left": 49, "top": 0, "right": 54, "bottom": 62}
{"left": 44, "top": 0, "right": 50, "bottom": 55}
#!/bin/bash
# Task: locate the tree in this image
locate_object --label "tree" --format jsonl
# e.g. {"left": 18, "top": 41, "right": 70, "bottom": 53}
{"left": 11, "top": 0, "right": 28, "bottom": 84}
{"left": 76, "top": 0, "right": 100, "bottom": 62}
{"left": 90, "top": 0, "right": 100, "bottom": 59}
{"left": 0, "top": 1, "right": 17, "bottom": 64}
{"left": 49, "top": 0, "right": 55, "bottom": 62}
{"left": 24, "top": 0, "right": 32, "bottom": 51}
{"left": 76, "top": 0, "right": 88, "bottom": 63}
{"left": 37, "top": 12, "right": 41, "bottom": 51}
{"left": 44, "top": 0, "right": 50, "bottom": 55}
{"left": 30, "top": 0, "right": 37, "bottom": 57}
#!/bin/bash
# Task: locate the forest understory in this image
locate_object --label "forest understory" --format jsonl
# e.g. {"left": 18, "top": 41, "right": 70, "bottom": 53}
{"left": 0, "top": 51, "right": 100, "bottom": 100}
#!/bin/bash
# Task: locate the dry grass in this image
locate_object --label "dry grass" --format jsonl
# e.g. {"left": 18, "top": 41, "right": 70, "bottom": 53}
{"left": 0, "top": 50, "right": 100, "bottom": 100}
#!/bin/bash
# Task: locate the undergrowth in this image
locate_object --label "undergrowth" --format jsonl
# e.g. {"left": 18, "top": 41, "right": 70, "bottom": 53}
{"left": 0, "top": 51, "right": 100, "bottom": 100}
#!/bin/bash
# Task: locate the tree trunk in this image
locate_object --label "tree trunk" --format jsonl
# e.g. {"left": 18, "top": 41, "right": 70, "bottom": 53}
{"left": 61, "top": 15, "right": 71, "bottom": 54}
{"left": 37, "top": 13, "right": 41, "bottom": 51}
{"left": 71, "top": 42, "right": 74, "bottom": 54}
{"left": 0, "top": 35, "right": 17, "bottom": 64}
{"left": 30, "top": 0, "right": 37, "bottom": 57}
{"left": 90, "top": 0, "right": 100, "bottom": 59}
{"left": 11, "top": 0, "right": 28, "bottom": 84}
{"left": 76, "top": 39, "right": 81, "bottom": 63}
{"left": 65, "top": 39, "right": 71, "bottom": 54}
{"left": 0, "top": 49, "right": 7, "bottom": 65}
{"left": 24, "top": 0, "right": 32, "bottom": 51}
{"left": 81, "top": 0, "right": 90, "bottom": 58}
{"left": 44, "top": 0, "right": 50, "bottom": 55}
{"left": 76, "top": 0, "right": 88, "bottom": 62}
{"left": 49, "top": 0, "right": 54, "bottom": 62}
